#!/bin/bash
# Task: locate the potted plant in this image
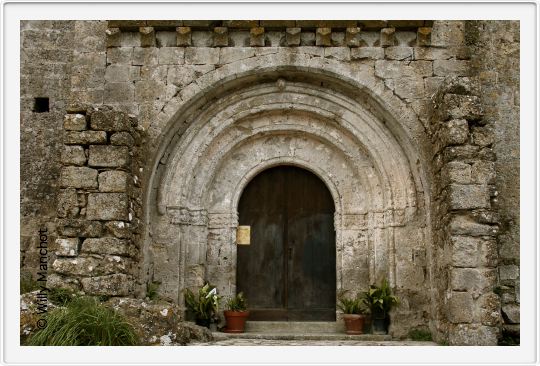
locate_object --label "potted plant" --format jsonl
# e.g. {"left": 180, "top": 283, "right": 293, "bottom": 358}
{"left": 362, "top": 279, "right": 399, "bottom": 334}
{"left": 337, "top": 290, "right": 368, "bottom": 335}
{"left": 223, "top": 292, "right": 249, "bottom": 333}
{"left": 183, "top": 283, "right": 221, "bottom": 329}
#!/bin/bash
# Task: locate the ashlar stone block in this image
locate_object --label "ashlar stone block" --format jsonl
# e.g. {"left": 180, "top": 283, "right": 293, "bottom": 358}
{"left": 447, "top": 291, "right": 474, "bottom": 323}
{"left": 82, "top": 237, "right": 136, "bottom": 257}
{"left": 81, "top": 273, "right": 134, "bottom": 296}
{"left": 110, "top": 131, "right": 135, "bottom": 146}
{"left": 63, "top": 114, "right": 86, "bottom": 131}
{"left": 185, "top": 47, "right": 219, "bottom": 65}
{"left": 61, "top": 145, "right": 87, "bottom": 166}
{"left": 351, "top": 47, "right": 384, "bottom": 60}
{"left": 64, "top": 131, "right": 107, "bottom": 145}
{"left": 450, "top": 268, "right": 496, "bottom": 294}
{"left": 90, "top": 110, "right": 131, "bottom": 131}
{"left": 448, "top": 184, "right": 490, "bottom": 210}
{"left": 86, "top": 193, "right": 129, "bottom": 221}
{"left": 158, "top": 47, "right": 185, "bottom": 65}
{"left": 60, "top": 166, "right": 98, "bottom": 189}
{"left": 88, "top": 145, "right": 129, "bottom": 168}
{"left": 55, "top": 237, "right": 79, "bottom": 257}
{"left": 98, "top": 170, "right": 129, "bottom": 192}
{"left": 57, "top": 188, "right": 80, "bottom": 218}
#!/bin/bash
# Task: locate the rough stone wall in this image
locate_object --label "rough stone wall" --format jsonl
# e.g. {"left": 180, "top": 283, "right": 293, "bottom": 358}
{"left": 19, "top": 20, "right": 520, "bottom": 345}
{"left": 468, "top": 20, "right": 520, "bottom": 338}
{"left": 20, "top": 20, "right": 75, "bottom": 278}
{"left": 49, "top": 107, "right": 145, "bottom": 296}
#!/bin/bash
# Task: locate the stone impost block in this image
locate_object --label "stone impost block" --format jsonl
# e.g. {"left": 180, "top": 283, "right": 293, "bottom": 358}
{"left": 351, "top": 47, "right": 384, "bottom": 60}
{"left": 417, "top": 27, "right": 432, "bottom": 46}
{"left": 448, "top": 184, "right": 490, "bottom": 210}
{"left": 345, "top": 27, "right": 361, "bottom": 47}
{"left": 185, "top": 47, "right": 219, "bottom": 64}
{"left": 86, "top": 193, "right": 129, "bottom": 221}
{"left": 176, "top": 26, "right": 192, "bottom": 46}
{"left": 64, "top": 131, "right": 107, "bottom": 145}
{"left": 139, "top": 26, "right": 156, "bottom": 47}
{"left": 81, "top": 274, "right": 134, "bottom": 296}
{"left": 98, "top": 170, "right": 130, "bottom": 192}
{"left": 447, "top": 291, "right": 474, "bottom": 323}
{"left": 57, "top": 188, "right": 80, "bottom": 218}
{"left": 60, "top": 166, "right": 98, "bottom": 189}
{"left": 55, "top": 237, "right": 79, "bottom": 257}
{"left": 285, "top": 27, "right": 301, "bottom": 46}
{"left": 250, "top": 27, "right": 265, "bottom": 46}
{"left": 90, "top": 110, "right": 131, "bottom": 131}
{"left": 450, "top": 268, "right": 496, "bottom": 294}
{"left": 443, "top": 119, "right": 469, "bottom": 145}
{"left": 443, "top": 94, "right": 483, "bottom": 121}
{"left": 380, "top": 27, "right": 396, "bottom": 47}
{"left": 57, "top": 219, "right": 103, "bottom": 238}
{"left": 82, "top": 237, "right": 137, "bottom": 257}
{"left": 105, "top": 27, "right": 121, "bottom": 47}
{"left": 88, "top": 145, "right": 129, "bottom": 168}
{"left": 110, "top": 131, "right": 135, "bottom": 146}
{"left": 61, "top": 145, "right": 87, "bottom": 166}
{"left": 63, "top": 114, "right": 87, "bottom": 131}
{"left": 213, "top": 27, "right": 229, "bottom": 47}
{"left": 448, "top": 323, "right": 498, "bottom": 346}
{"left": 315, "top": 27, "right": 332, "bottom": 46}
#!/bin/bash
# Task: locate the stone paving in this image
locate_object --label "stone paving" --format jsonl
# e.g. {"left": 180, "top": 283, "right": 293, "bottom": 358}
{"left": 192, "top": 338, "right": 437, "bottom": 346}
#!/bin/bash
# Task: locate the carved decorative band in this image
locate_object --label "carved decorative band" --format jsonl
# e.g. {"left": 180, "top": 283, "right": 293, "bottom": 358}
{"left": 207, "top": 212, "right": 239, "bottom": 229}
{"left": 167, "top": 207, "right": 208, "bottom": 226}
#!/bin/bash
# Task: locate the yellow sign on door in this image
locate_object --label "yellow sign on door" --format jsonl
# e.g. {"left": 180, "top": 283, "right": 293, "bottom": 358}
{"left": 236, "top": 225, "right": 250, "bottom": 245}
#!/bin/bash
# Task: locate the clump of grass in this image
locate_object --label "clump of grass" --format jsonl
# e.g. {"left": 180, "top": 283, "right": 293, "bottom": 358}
{"left": 408, "top": 328, "right": 433, "bottom": 341}
{"left": 26, "top": 296, "right": 139, "bottom": 346}
{"left": 48, "top": 287, "right": 76, "bottom": 306}
{"left": 146, "top": 282, "right": 160, "bottom": 300}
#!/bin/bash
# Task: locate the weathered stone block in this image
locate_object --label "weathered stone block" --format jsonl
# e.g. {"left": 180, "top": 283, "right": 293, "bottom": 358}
{"left": 63, "top": 114, "right": 86, "bottom": 131}
{"left": 324, "top": 47, "right": 350, "bottom": 61}
{"left": 447, "top": 292, "right": 473, "bottom": 323}
{"left": 315, "top": 28, "right": 332, "bottom": 46}
{"left": 416, "top": 27, "right": 431, "bottom": 46}
{"left": 139, "top": 26, "right": 156, "bottom": 47}
{"left": 351, "top": 47, "right": 384, "bottom": 60}
{"left": 345, "top": 27, "right": 361, "bottom": 47}
{"left": 57, "top": 219, "right": 103, "bottom": 238}
{"left": 185, "top": 47, "right": 219, "bottom": 65}
{"left": 176, "top": 27, "right": 192, "bottom": 46}
{"left": 86, "top": 193, "right": 129, "bottom": 221}
{"left": 88, "top": 145, "right": 129, "bottom": 168}
{"left": 53, "top": 255, "right": 131, "bottom": 276}
{"left": 385, "top": 46, "right": 413, "bottom": 60}
{"left": 393, "top": 76, "right": 425, "bottom": 99}
{"left": 82, "top": 237, "right": 137, "bottom": 257}
{"left": 285, "top": 28, "right": 301, "bottom": 46}
{"left": 448, "top": 323, "right": 498, "bottom": 346}
{"left": 223, "top": 20, "right": 259, "bottom": 28}
{"left": 380, "top": 27, "right": 396, "bottom": 47}
{"left": 90, "top": 110, "right": 131, "bottom": 131}
{"left": 450, "top": 215, "right": 497, "bottom": 237}
{"left": 451, "top": 236, "right": 481, "bottom": 268}
{"left": 443, "top": 94, "right": 483, "bottom": 121}
{"left": 57, "top": 188, "right": 80, "bottom": 218}
{"left": 219, "top": 48, "right": 255, "bottom": 64}
{"left": 64, "top": 131, "right": 107, "bottom": 145}
{"left": 105, "top": 221, "right": 133, "bottom": 239}
{"left": 60, "top": 167, "right": 98, "bottom": 189}
{"left": 471, "top": 127, "right": 493, "bottom": 147}
{"left": 132, "top": 47, "right": 158, "bottom": 66}
{"left": 499, "top": 265, "right": 519, "bottom": 280}
{"left": 375, "top": 60, "right": 432, "bottom": 78}
{"left": 433, "top": 59, "right": 470, "bottom": 77}
{"left": 450, "top": 268, "right": 496, "bottom": 294}
{"left": 442, "top": 161, "right": 472, "bottom": 184}
{"left": 110, "top": 131, "right": 135, "bottom": 146}
{"left": 502, "top": 304, "right": 520, "bottom": 324}
{"left": 55, "top": 237, "right": 79, "bottom": 257}
{"left": 61, "top": 145, "right": 87, "bottom": 166}
{"left": 107, "top": 47, "right": 133, "bottom": 64}
{"left": 157, "top": 47, "right": 184, "bottom": 65}
{"left": 250, "top": 27, "right": 265, "bottom": 47}
{"left": 98, "top": 170, "right": 129, "bottom": 192}
{"left": 46, "top": 273, "right": 81, "bottom": 291}
{"left": 212, "top": 27, "right": 228, "bottom": 47}
{"left": 443, "top": 119, "right": 469, "bottom": 145}
{"left": 449, "top": 184, "right": 490, "bottom": 210}
{"left": 81, "top": 274, "right": 134, "bottom": 296}
{"left": 104, "top": 82, "right": 135, "bottom": 103}
{"left": 431, "top": 20, "right": 465, "bottom": 47}
{"left": 105, "top": 64, "right": 132, "bottom": 82}
{"left": 478, "top": 293, "right": 501, "bottom": 326}
{"left": 471, "top": 161, "right": 496, "bottom": 184}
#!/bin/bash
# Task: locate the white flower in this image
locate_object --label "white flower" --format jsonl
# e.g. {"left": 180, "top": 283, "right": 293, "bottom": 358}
{"left": 206, "top": 288, "right": 217, "bottom": 298}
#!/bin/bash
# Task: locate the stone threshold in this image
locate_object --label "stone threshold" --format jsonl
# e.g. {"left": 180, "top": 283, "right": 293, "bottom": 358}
{"left": 212, "top": 332, "right": 392, "bottom": 342}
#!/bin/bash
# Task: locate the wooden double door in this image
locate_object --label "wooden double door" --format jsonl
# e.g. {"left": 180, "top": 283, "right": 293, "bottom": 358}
{"left": 237, "top": 166, "right": 336, "bottom": 321}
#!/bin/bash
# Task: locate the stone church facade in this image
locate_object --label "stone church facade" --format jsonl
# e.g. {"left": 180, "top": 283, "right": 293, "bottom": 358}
{"left": 20, "top": 20, "right": 520, "bottom": 345}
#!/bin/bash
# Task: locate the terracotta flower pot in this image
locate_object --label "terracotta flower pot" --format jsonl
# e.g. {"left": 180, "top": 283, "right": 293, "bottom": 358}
{"left": 224, "top": 310, "right": 250, "bottom": 333}
{"left": 343, "top": 314, "right": 365, "bottom": 335}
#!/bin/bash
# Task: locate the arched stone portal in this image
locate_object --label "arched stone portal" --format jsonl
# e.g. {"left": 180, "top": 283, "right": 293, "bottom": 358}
{"left": 144, "top": 66, "right": 432, "bottom": 336}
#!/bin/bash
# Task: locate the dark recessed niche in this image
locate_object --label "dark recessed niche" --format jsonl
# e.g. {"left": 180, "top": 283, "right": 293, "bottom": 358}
{"left": 33, "top": 97, "right": 49, "bottom": 113}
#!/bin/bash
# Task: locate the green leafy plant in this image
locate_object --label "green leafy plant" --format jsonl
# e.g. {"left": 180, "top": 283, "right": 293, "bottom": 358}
{"left": 183, "top": 283, "right": 221, "bottom": 320}
{"left": 226, "top": 292, "right": 247, "bottom": 312}
{"left": 146, "top": 282, "right": 160, "bottom": 300}
{"left": 408, "top": 328, "right": 432, "bottom": 341}
{"left": 337, "top": 290, "right": 367, "bottom": 315}
{"left": 26, "top": 296, "right": 139, "bottom": 346}
{"left": 362, "top": 279, "right": 399, "bottom": 316}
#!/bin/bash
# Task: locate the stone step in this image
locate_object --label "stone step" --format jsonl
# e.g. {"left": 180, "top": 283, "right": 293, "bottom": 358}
{"left": 213, "top": 332, "right": 392, "bottom": 342}
{"left": 245, "top": 321, "right": 345, "bottom": 334}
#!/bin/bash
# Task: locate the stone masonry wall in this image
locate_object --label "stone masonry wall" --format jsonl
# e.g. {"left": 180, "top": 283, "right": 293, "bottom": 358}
{"left": 48, "top": 107, "right": 146, "bottom": 296}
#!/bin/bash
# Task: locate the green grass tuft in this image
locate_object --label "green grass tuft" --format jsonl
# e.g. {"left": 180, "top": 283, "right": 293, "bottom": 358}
{"left": 26, "top": 296, "right": 139, "bottom": 346}
{"left": 408, "top": 328, "right": 433, "bottom": 341}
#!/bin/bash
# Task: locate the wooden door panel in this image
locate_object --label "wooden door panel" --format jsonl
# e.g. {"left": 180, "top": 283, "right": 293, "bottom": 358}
{"left": 237, "top": 166, "right": 335, "bottom": 321}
